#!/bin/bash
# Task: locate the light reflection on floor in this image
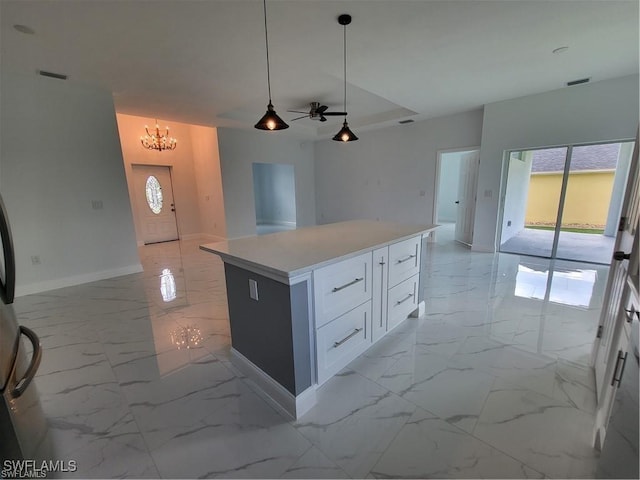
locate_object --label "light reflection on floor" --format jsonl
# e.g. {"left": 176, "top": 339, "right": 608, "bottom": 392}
{"left": 515, "top": 263, "right": 598, "bottom": 308}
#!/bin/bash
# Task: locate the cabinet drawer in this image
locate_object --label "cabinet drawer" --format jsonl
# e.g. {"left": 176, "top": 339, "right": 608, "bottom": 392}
{"left": 316, "top": 301, "right": 371, "bottom": 385}
{"left": 388, "top": 236, "right": 421, "bottom": 287}
{"left": 387, "top": 274, "right": 418, "bottom": 331}
{"left": 314, "top": 252, "right": 372, "bottom": 328}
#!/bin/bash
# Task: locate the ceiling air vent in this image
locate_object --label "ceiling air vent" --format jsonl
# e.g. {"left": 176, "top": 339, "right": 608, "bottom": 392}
{"left": 566, "top": 77, "right": 590, "bottom": 87}
{"left": 398, "top": 119, "right": 414, "bottom": 124}
{"left": 38, "top": 70, "right": 68, "bottom": 80}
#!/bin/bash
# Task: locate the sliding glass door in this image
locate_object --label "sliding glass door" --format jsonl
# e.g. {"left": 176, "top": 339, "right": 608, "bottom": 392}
{"left": 500, "top": 147, "right": 567, "bottom": 259}
{"left": 499, "top": 141, "right": 634, "bottom": 264}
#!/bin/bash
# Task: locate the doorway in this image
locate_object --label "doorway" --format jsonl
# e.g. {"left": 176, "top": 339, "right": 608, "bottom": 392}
{"left": 252, "top": 163, "right": 296, "bottom": 235}
{"left": 132, "top": 165, "right": 179, "bottom": 244}
{"left": 499, "top": 141, "right": 635, "bottom": 264}
{"left": 435, "top": 149, "right": 480, "bottom": 245}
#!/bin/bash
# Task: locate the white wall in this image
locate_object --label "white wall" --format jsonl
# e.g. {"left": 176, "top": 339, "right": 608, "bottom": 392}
{"left": 500, "top": 152, "right": 533, "bottom": 244}
{"left": 0, "top": 72, "right": 141, "bottom": 295}
{"left": 190, "top": 125, "right": 227, "bottom": 240}
{"left": 217, "top": 128, "right": 315, "bottom": 238}
{"left": 252, "top": 163, "right": 296, "bottom": 225}
{"left": 314, "top": 110, "right": 484, "bottom": 226}
{"left": 117, "top": 114, "right": 226, "bottom": 244}
{"left": 474, "top": 74, "right": 639, "bottom": 252}
{"left": 437, "top": 152, "right": 464, "bottom": 222}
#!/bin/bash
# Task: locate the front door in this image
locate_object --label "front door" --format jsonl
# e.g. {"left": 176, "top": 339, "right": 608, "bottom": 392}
{"left": 454, "top": 150, "right": 480, "bottom": 246}
{"left": 593, "top": 132, "right": 639, "bottom": 397}
{"left": 132, "top": 165, "right": 179, "bottom": 244}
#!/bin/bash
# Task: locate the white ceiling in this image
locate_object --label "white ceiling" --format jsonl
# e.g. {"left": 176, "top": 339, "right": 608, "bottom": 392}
{"left": 1, "top": 0, "right": 638, "bottom": 139}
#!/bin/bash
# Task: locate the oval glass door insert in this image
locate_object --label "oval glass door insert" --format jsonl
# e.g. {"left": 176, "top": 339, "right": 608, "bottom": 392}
{"left": 145, "top": 175, "right": 163, "bottom": 214}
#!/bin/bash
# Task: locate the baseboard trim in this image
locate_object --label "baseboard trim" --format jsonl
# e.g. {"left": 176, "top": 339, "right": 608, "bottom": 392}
{"left": 181, "top": 233, "right": 226, "bottom": 242}
{"left": 137, "top": 233, "right": 226, "bottom": 245}
{"left": 256, "top": 221, "right": 296, "bottom": 227}
{"left": 410, "top": 300, "right": 426, "bottom": 318}
{"left": 230, "top": 348, "right": 316, "bottom": 420}
{"left": 197, "top": 233, "right": 226, "bottom": 243}
{"left": 471, "top": 243, "right": 495, "bottom": 253}
{"left": 16, "top": 263, "right": 144, "bottom": 297}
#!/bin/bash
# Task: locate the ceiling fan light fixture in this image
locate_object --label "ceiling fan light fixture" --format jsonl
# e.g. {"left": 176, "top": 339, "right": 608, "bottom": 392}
{"left": 255, "top": 0, "right": 288, "bottom": 131}
{"left": 332, "top": 120, "right": 358, "bottom": 142}
{"left": 255, "top": 102, "right": 289, "bottom": 130}
{"left": 333, "top": 13, "right": 358, "bottom": 142}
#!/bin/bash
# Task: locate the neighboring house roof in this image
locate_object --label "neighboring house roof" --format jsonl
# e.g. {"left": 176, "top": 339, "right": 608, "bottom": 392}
{"left": 530, "top": 143, "right": 620, "bottom": 173}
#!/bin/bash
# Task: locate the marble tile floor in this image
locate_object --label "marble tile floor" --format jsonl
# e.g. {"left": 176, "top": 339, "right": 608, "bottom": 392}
{"left": 13, "top": 229, "right": 609, "bottom": 479}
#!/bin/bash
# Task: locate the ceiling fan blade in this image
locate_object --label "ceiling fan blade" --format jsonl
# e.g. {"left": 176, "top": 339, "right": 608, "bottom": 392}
{"left": 316, "top": 105, "right": 328, "bottom": 114}
{"left": 319, "top": 116, "right": 327, "bottom": 122}
{"left": 287, "top": 110, "right": 310, "bottom": 114}
{"left": 290, "top": 115, "right": 309, "bottom": 121}
{"left": 321, "top": 112, "right": 347, "bottom": 116}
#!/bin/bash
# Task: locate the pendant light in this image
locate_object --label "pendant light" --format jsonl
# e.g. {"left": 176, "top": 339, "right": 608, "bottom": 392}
{"left": 254, "top": 0, "right": 288, "bottom": 131}
{"left": 332, "top": 14, "right": 358, "bottom": 142}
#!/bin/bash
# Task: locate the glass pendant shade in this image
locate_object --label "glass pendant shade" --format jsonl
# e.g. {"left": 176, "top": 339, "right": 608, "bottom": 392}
{"left": 255, "top": 102, "right": 289, "bottom": 131}
{"left": 332, "top": 120, "right": 358, "bottom": 142}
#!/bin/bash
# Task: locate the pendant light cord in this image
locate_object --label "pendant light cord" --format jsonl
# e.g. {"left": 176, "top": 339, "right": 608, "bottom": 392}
{"left": 262, "top": 0, "right": 272, "bottom": 103}
{"left": 343, "top": 22, "right": 347, "bottom": 118}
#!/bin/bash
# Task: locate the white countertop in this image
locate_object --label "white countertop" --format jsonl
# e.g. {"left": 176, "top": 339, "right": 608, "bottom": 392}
{"left": 200, "top": 220, "right": 437, "bottom": 280}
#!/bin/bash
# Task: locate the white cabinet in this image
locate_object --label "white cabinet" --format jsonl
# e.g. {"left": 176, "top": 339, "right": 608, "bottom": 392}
{"left": 387, "top": 274, "right": 418, "bottom": 331}
{"left": 314, "top": 252, "right": 372, "bottom": 328}
{"left": 314, "top": 235, "right": 423, "bottom": 384}
{"left": 386, "top": 235, "right": 421, "bottom": 331}
{"left": 314, "top": 252, "right": 372, "bottom": 384}
{"left": 316, "top": 301, "right": 371, "bottom": 385}
{"left": 594, "top": 277, "right": 638, "bottom": 459}
{"left": 388, "top": 236, "right": 421, "bottom": 287}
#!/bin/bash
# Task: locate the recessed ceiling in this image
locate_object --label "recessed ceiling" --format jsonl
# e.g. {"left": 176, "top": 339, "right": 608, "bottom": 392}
{"left": 1, "top": 0, "right": 637, "bottom": 139}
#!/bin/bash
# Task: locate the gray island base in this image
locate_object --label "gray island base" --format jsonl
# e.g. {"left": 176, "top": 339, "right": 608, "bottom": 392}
{"left": 200, "top": 220, "right": 437, "bottom": 419}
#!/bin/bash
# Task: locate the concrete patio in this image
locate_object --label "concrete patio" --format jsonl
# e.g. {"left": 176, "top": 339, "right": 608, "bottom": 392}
{"left": 500, "top": 227, "right": 615, "bottom": 264}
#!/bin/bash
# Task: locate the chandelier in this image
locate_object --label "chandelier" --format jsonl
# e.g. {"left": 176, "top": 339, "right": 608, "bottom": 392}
{"left": 140, "top": 120, "right": 177, "bottom": 151}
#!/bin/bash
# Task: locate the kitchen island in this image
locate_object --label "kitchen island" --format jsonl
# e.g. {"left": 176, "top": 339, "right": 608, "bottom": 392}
{"left": 200, "top": 220, "right": 437, "bottom": 418}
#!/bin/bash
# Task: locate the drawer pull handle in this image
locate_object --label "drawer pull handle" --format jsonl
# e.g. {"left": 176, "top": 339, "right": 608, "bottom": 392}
{"left": 396, "top": 254, "right": 416, "bottom": 264}
{"left": 332, "top": 277, "right": 364, "bottom": 292}
{"left": 333, "top": 328, "right": 363, "bottom": 348}
{"left": 611, "top": 350, "right": 628, "bottom": 388}
{"left": 396, "top": 293, "right": 414, "bottom": 305}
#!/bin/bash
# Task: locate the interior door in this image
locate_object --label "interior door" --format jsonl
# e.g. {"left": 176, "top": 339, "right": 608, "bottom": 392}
{"left": 593, "top": 133, "right": 639, "bottom": 398}
{"left": 454, "top": 150, "right": 480, "bottom": 245}
{"left": 132, "top": 165, "right": 179, "bottom": 244}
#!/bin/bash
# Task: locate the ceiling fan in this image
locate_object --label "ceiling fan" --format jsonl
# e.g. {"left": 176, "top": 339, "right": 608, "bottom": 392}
{"left": 288, "top": 102, "right": 347, "bottom": 122}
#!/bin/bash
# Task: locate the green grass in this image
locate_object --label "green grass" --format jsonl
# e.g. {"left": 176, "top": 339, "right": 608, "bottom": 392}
{"left": 526, "top": 225, "right": 604, "bottom": 234}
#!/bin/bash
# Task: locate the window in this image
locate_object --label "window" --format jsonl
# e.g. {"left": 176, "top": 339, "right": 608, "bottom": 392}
{"left": 145, "top": 175, "right": 163, "bottom": 214}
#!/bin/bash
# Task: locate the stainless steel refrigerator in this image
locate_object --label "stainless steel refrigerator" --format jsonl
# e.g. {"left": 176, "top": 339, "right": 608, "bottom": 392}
{"left": 0, "top": 194, "right": 52, "bottom": 465}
